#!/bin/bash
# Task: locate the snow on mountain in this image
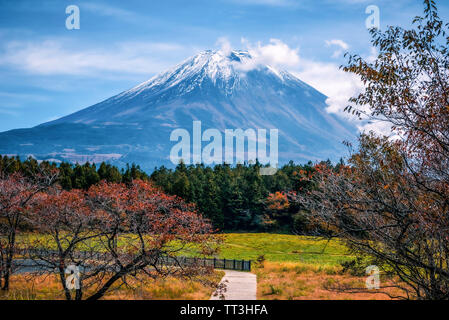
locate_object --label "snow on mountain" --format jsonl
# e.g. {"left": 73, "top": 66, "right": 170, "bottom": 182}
{"left": 0, "top": 50, "right": 356, "bottom": 171}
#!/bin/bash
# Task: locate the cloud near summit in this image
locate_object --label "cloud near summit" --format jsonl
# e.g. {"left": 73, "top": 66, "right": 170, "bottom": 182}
{"left": 236, "top": 38, "right": 300, "bottom": 71}
{"left": 217, "top": 38, "right": 387, "bottom": 136}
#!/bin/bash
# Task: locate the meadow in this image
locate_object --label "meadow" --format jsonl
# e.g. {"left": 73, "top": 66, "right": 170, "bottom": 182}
{"left": 218, "top": 233, "right": 352, "bottom": 266}
{"left": 3, "top": 233, "right": 401, "bottom": 300}
{"left": 218, "top": 234, "right": 402, "bottom": 300}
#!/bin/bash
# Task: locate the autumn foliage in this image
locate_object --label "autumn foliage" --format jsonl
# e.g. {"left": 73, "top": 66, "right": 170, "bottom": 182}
{"left": 0, "top": 161, "right": 218, "bottom": 300}
{"left": 296, "top": 0, "right": 449, "bottom": 300}
{"left": 0, "top": 168, "right": 57, "bottom": 291}
{"left": 21, "top": 179, "right": 218, "bottom": 300}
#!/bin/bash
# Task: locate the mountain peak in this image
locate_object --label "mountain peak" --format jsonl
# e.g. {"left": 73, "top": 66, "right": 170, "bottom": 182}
{"left": 123, "top": 49, "right": 288, "bottom": 98}
{"left": 0, "top": 48, "right": 356, "bottom": 171}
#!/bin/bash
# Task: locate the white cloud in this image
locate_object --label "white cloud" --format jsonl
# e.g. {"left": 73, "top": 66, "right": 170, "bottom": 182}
{"left": 293, "top": 60, "right": 361, "bottom": 117}
{"left": 0, "top": 40, "right": 189, "bottom": 77}
{"left": 325, "top": 39, "right": 349, "bottom": 58}
{"left": 233, "top": 39, "right": 357, "bottom": 123}
{"left": 223, "top": 38, "right": 391, "bottom": 135}
{"left": 325, "top": 39, "right": 349, "bottom": 50}
{"left": 220, "top": 38, "right": 392, "bottom": 135}
{"left": 356, "top": 119, "right": 394, "bottom": 137}
{"left": 292, "top": 46, "right": 392, "bottom": 136}
{"left": 216, "top": 37, "right": 233, "bottom": 56}
{"left": 238, "top": 38, "right": 300, "bottom": 71}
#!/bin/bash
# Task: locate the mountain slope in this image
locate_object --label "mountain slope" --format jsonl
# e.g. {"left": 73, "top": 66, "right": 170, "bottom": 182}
{"left": 0, "top": 50, "right": 356, "bottom": 171}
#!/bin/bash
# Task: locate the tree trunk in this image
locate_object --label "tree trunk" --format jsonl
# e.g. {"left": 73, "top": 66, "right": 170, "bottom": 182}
{"left": 1, "top": 231, "right": 16, "bottom": 291}
{"left": 86, "top": 256, "right": 144, "bottom": 301}
{"left": 58, "top": 266, "right": 72, "bottom": 300}
{"left": 75, "top": 288, "right": 83, "bottom": 300}
{"left": 86, "top": 271, "right": 124, "bottom": 301}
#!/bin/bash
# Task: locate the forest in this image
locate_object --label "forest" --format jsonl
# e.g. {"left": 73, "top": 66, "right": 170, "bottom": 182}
{"left": 0, "top": 155, "right": 342, "bottom": 233}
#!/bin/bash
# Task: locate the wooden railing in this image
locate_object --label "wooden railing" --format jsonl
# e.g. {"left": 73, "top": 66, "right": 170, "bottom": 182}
{"left": 14, "top": 249, "right": 252, "bottom": 271}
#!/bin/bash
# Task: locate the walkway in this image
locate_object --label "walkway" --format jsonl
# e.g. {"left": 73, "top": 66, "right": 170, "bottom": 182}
{"left": 210, "top": 270, "right": 257, "bottom": 300}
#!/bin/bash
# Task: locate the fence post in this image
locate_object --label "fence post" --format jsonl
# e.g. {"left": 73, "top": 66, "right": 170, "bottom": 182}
{"left": 241, "top": 260, "right": 244, "bottom": 271}
{"left": 213, "top": 258, "right": 216, "bottom": 268}
{"left": 224, "top": 258, "right": 226, "bottom": 269}
{"left": 233, "top": 259, "right": 236, "bottom": 270}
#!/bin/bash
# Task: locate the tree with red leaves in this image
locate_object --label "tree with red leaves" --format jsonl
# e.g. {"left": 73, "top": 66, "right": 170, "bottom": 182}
{"left": 0, "top": 169, "right": 57, "bottom": 291}
{"left": 28, "top": 180, "right": 219, "bottom": 300}
{"left": 27, "top": 187, "right": 101, "bottom": 300}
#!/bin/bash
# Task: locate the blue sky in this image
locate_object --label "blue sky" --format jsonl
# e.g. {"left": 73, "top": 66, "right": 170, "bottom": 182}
{"left": 0, "top": 0, "right": 448, "bottom": 132}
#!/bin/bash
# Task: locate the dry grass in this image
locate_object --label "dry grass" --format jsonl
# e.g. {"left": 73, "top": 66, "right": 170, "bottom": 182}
{"left": 107, "top": 272, "right": 224, "bottom": 300}
{"left": 254, "top": 261, "right": 405, "bottom": 300}
{"left": 0, "top": 271, "right": 224, "bottom": 300}
{"left": 5, "top": 234, "right": 410, "bottom": 300}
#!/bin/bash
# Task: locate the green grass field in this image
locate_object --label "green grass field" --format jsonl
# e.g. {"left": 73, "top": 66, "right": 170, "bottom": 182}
{"left": 10, "top": 233, "right": 394, "bottom": 300}
{"left": 218, "top": 233, "right": 352, "bottom": 266}
{"left": 16, "top": 232, "right": 352, "bottom": 266}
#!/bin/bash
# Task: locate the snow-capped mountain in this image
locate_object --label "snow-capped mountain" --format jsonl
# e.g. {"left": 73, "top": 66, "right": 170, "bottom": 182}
{"left": 0, "top": 50, "right": 356, "bottom": 171}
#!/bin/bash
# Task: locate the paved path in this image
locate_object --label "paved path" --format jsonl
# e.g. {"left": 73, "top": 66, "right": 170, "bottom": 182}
{"left": 210, "top": 270, "right": 257, "bottom": 300}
